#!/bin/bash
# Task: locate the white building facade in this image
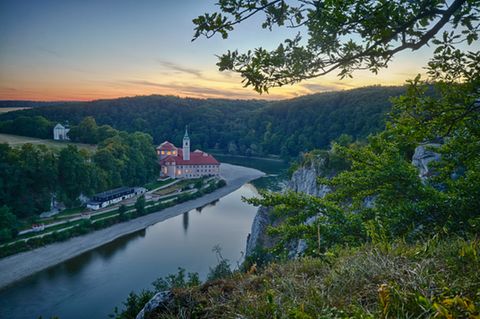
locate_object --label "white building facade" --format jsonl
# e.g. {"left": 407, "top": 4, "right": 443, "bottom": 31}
{"left": 53, "top": 123, "right": 70, "bottom": 140}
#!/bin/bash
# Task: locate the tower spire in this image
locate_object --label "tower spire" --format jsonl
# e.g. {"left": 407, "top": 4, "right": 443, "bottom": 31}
{"left": 183, "top": 125, "right": 190, "bottom": 161}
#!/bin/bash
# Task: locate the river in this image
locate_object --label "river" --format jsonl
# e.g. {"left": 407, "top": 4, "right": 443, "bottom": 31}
{"left": 0, "top": 184, "right": 260, "bottom": 319}
{"left": 0, "top": 157, "right": 288, "bottom": 319}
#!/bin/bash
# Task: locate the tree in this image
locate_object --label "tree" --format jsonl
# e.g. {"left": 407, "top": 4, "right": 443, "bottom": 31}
{"left": 58, "top": 145, "right": 93, "bottom": 207}
{"left": 0, "top": 205, "right": 19, "bottom": 243}
{"left": 134, "top": 195, "right": 146, "bottom": 216}
{"left": 0, "top": 87, "right": 406, "bottom": 158}
{"left": 68, "top": 116, "right": 99, "bottom": 144}
{"left": 228, "top": 0, "right": 479, "bottom": 255}
{"left": 118, "top": 204, "right": 129, "bottom": 221}
{"left": 193, "top": 0, "right": 479, "bottom": 93}
{"left": 97, "top": 124, "right": 118, "bottom": 142}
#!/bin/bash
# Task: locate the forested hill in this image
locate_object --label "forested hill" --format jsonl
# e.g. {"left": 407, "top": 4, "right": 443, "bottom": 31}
{"left": 0, "top": 86, "right": 405, "bottom": 157}
{"left": 0, "top": 101, "right": 71, "bottom": 108}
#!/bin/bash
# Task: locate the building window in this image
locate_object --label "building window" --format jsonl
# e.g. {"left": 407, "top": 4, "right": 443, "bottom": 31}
{"left": 167, "top": 151, "right": 172, "bottom": 155}
{"left": 161, "top": 151, "right": 165, "bottom": 155}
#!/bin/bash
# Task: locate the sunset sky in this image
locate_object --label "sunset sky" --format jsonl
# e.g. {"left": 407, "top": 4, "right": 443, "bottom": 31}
{"left": 0, "top": 0, "right": 476, "bottom": 101}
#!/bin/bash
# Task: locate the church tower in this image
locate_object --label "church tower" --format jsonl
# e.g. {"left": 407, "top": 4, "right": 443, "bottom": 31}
{"left": 183, "top": 125, "right": 190, "bottom": 161}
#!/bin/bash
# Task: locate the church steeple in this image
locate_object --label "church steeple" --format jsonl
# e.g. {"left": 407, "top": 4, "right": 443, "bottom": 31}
{"left": 183, "top": 125, "right": 190, "bottom": 161}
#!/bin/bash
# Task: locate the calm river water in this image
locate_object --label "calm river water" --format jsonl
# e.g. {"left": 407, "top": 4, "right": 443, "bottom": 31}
{"left": 0, "top": 183, "right": 260, "bottom": 319}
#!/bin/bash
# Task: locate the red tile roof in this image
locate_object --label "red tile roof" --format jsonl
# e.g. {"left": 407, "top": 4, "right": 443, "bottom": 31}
{"left": 157, "top": 141, "right": 219, "bottom": 166}
{"left": 159, "top": 151, "right": 220, "bottom": 166}
{"left": 156, "top": 141, "right": 177, "bottom": 150}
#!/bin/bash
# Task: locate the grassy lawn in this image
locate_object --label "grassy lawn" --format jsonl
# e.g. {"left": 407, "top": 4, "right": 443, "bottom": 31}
{"left": 91, "top": 210, "right": 121, "bottom": 221}
{"left": 9, "top": 220, "right": 83, "bottom": 243}
{"left": 40, "top": 207, "right": 86, "bottom": 224}
{"left": 144, "top": 178, "right": 174, "bottom": 191}
{"left": 0, "top": 133, "right": 96, "bottom": 152}
{"left": 153, "top": 184, "right": 182, "bottom": 196}
{"left": 0, "top": 107, "right": 32, "bottom": 113}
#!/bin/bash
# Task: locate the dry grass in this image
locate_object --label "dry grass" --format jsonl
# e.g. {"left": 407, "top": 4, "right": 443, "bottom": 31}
{"left": 146, "top": 237, "right": 480, "bottom": 319}
{"left": 0, "top": 107, "right": 32, "bottom": 113}
{"left": 0, "top": 133, "right": 96, "bottom": 151}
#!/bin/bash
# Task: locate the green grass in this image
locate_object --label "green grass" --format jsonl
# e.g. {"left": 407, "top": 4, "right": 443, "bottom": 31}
{"left": 39, "top": 207, "right": 86, "bottom": 224}
{"left": 138, "top": 236, "right": 480, "bottom": 319}
{"left": 91, "top": 210, "right": 120, "bottom": 221}
{"left": 0, "top": 107, "right": 32, "bottom": 113}
{"left": 0, "top": 133, "right": 96, "bottom": 151}
{"left": 10, "top": 219, "right": 85, "bottom": 242}
{"left": 153, "top": 184, "right": 181, "bottom": 196}
{"left": 144, "top": 178, "right": 174, "bottom": 191}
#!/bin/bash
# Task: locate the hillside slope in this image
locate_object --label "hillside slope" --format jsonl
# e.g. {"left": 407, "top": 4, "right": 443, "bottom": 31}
{"left": 122, "top": 237, "right": 480, "bottom": 319}
{"left": 0, "top": 86, "right": 405, "bottom": 157}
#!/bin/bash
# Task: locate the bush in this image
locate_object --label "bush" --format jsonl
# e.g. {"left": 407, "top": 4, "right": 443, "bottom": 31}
{"left": 134, "top": 196, "right": 146, "bottom": 216}
{"left": 111, "top": 290, "right": 155, "bottom": 319}
{"left": 217, "top": 179, "right": 226, "bottom": 188}
{"left": 207, "top": 246, "right": 233, "bottom": 282}
{"left": 207, "top": 259, "right": 232, "bottom": 282}
{"left": 112, "top": 268, "right": 201, "bottom": 319}
{"left": 123, "top": 236, "right": 480, "bottom": 318}
{"left": 152, "top": 267, "right": 201, "bottom": 291}
{"left": 118, "top": 205, "right": 128, "bottom": 221}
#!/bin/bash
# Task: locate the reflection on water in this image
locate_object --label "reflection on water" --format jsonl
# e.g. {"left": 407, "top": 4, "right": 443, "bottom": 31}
{"left": 214, "top": 154, "right": 289, "bottom": 191}
{"left": 183, "top": 211, "right": 189, "bottom": 232}
{"left": 0, "top": 184, "right": 259, "bottom": 319}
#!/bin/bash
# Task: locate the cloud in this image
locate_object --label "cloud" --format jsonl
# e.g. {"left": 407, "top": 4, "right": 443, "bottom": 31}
{"left": 122, "top": 79, "right": 274, "bottom": 100}
{"left": 124, "top": 80, "right": 168, "bottom": 88}
{"left": 332, "top": 81, "right": 356, "bottom": 88}
{"left": 301, "top": 83, "right": 341, "bottom": 92}
{"left": 157, "top": 60, "right": 203, "bottom": 78}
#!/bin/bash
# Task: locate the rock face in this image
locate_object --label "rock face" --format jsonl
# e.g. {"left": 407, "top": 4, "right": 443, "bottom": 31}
{"left": 136, "top": 291, "right": 172, "bottom": 319}
{"left": 289, "top": 215, "right": 318, "bottom": 258}
{"left": 39, "top": 194, "right": 65, "bottom": 218}
{"left": 412, "top": 143, "right": 441, "bottom": 181}
{"left": 246, "top": 142, "right": 444, "bottom": 259}
{"left": 246, "top": 206, "right": 272, "bottom": 257}
{"left": 246, "top": 163, "right": 330, "bottom": 258}
{"left": 288, "top": 165, "right": 331, "bottom": 197}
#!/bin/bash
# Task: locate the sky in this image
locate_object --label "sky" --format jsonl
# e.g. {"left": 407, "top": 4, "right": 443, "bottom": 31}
{"left": 0, "top": 0, "right": 475, "bottom": 101}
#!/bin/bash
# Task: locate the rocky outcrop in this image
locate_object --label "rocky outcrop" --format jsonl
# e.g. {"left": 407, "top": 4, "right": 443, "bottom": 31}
{"left": 289, "top": 215, "right": 318, "bottom": 258}
{"left": 246, "top": 142, "right": 444, "bottom": 259}
{"left": 411, "top": 143, "right": 441, "bottom": 182}
{"left": 288, "top": 164, "right": 331, "bottom": 197}
{"left": 246, "top": 163, "right": 330, "bottom": 258}
{"left": 136, "top": 291, "right": 172, "bottom": 319}
{"left": 39, "top": 194, "right": 65, "bottom": 218}
{"left": 246, "top": 206, "right": 272, "bottom": 257}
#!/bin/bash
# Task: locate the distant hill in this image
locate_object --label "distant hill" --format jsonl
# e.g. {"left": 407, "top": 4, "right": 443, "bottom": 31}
{"left": 0, "top": 86, "right": 405, "bottom": 158}
{"left": 0, "top": 101, "right": 72, "bottom": 108}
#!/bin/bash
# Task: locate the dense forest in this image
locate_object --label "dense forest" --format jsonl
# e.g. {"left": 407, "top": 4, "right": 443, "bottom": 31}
{"left": 0, "top": 86, "right": 405, "bottom": 158}
{"left": 0, "top": 128, "right": 158, "bottom": 241}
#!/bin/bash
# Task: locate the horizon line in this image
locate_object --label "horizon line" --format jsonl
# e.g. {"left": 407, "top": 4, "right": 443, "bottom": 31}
{"left": 0, "top": 84, "right": 404, "bottom": 104}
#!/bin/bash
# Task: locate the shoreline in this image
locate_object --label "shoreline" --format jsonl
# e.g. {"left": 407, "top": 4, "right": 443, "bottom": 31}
{"left": 0, "top": 163, "right": 265, "bottom": 290}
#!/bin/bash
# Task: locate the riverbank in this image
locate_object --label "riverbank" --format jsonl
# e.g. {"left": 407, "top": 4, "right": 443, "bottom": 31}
{"left": 0, "top": 163, "right": 264, "bottom": 290}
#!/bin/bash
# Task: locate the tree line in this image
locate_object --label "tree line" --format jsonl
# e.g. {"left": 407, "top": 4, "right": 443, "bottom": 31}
{"left": 0, "top": 129, "right": 158, "bottom": 242}
{"left": 0, "top": 86, "right": 405, "bottom": 158}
